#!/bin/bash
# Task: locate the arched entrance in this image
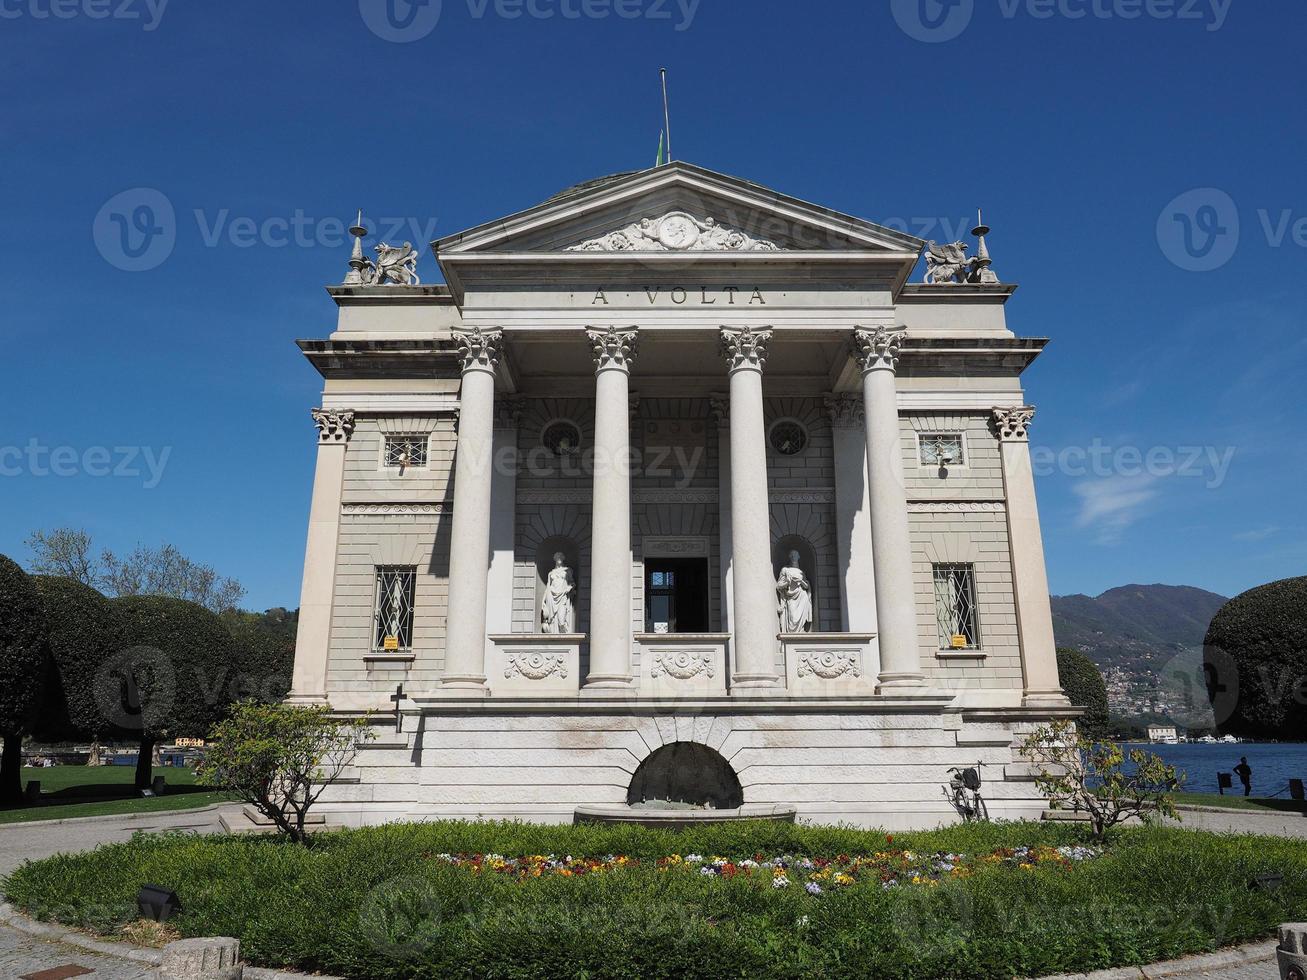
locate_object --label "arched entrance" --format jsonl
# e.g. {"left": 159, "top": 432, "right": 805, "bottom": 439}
{"left": 626, "top": 742, "right": 744, "bottom": 809}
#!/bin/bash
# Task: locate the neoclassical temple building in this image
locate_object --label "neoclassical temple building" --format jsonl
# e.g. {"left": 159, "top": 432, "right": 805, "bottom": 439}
{"left": 287, "top": 162, "right": 1074, "bottom": 829}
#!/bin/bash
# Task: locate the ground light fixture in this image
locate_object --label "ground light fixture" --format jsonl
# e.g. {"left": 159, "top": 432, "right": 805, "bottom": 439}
{"left": 1250, "top": 871, "right": 1284, "bottom": 894}
{"left": 137, "top": 884, "right": 182, "bottom": 922}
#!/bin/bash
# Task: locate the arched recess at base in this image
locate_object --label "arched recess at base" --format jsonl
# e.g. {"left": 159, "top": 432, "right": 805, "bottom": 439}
{"left": 626, "top": 742, "right": 744, "bottom": 810}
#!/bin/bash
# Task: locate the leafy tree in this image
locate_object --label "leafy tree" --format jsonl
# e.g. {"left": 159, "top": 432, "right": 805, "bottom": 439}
{"left": 111, "top": 595, "right": 237, "bottom": 789}
{"left": 198, "top": 702, "right": 373, "bottom": 844}
{"left": 0, "top": 556, "right": 48, "bottom": 803}
{"left": 25, "top": 528, "right": 97, "bottom": 585}
{"left": 1204, "top": 575, "right": 1307, "bottom": 741}
{"left": 1022, "top": 720, "right": 1181, "bottom": 841}
{"left": 26, "top": 527, "right": 247, "bottom": 614}
{"left": 1056, "top": 648, "right": 1110, "bottom": 742}
{"left": 225, "top": 618, "right": 295, "bottom": 704}
{"left": 30, "top": 576, "right": 120, "bottom": 752}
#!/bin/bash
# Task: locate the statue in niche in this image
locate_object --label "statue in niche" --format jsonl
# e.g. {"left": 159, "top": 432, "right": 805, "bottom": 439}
{"left": 776, "top": 550, "right": 813, "bottom": 634}
{"left": 541, "top": 552, "right": 576, "bottom": 634}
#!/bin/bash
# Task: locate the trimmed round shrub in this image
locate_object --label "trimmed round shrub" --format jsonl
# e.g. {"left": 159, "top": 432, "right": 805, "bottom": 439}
{"left": 0, "top": 554, "right": 48, "bottom": 801}
{"left": 225, "top": 619, "right": 295, "bottom": 705}
{"left": 110, "top": 597, "right": 237, "bottom": 785}
{"left": 31, "top": 576, "right": 120, "bottom": 741}
{"left": 1056, "top": 647, "right": 1109, "bottom": 741}
{"left": 1204, "top": 575, "right": 1307, "bottom": 740}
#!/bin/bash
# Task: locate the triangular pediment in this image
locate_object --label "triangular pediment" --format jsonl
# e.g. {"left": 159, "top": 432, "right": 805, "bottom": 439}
{"left": 434, "top": 162, "right": 926, "bottom": 257}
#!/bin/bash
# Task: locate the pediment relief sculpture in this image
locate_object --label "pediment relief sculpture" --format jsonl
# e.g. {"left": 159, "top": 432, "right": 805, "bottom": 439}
{"left": 569, "top": 211, "right": 782, "bottom": 253}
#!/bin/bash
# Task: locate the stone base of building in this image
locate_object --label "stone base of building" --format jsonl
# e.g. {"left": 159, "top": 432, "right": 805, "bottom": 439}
{"left": 311, "top": 699, "right": 1072, "bottom": 831}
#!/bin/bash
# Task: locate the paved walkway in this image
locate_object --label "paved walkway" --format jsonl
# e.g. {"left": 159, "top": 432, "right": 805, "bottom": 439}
{"left": 0, "top": 924, "right": 155, "bottom": 979}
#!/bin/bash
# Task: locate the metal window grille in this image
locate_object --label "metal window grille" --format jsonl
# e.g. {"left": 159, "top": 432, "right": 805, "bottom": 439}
{"left": 920, "top": 434, "right": 964, "bottom": 466}
{"left": 373, "top": 566, "right": 416, "bottom": 650}
{"left": 541, "top": 420, "right": 582, "bottom": 457}
{"left": 384, "top": 436, "right": 428, "bottom": 469}
{"left": 933, "top": 563, "right": 979, "bottom": 649}
{"left": 769, "top": 420, "right": 808, "bottom": 456}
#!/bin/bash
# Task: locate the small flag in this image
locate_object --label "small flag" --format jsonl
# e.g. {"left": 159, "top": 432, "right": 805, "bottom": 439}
{"left": 655, "top": 129, "right": 666, "bottom": 167}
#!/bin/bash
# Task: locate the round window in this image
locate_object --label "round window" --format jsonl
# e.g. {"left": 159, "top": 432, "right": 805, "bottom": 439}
{"left": 541, "top": 419, "right": 582, "bottom": 457}
{"left": 769, "top": 419, "right": 808, "bottom": 456}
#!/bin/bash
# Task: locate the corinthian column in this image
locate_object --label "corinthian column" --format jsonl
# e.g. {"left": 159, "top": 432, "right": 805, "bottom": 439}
{"left": 720, "top": 327, "right": 781, "bottom": 690}
{"left": 442, "top": 328, "right": 503, "bottom": 693}
{"left": 288, "top": 409, "right": 354, "bottom": 705}
{"left": 993, "top": 406, "right": 1067, "bottom": 705}
{"left": 584, "top": 327, "right": 638, "bottom": 689}
{"left": 853, "top": 327, "right": 925, "bottom": 690}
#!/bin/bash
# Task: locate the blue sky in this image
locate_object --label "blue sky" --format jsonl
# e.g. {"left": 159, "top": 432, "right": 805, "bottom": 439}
{"left": 2, "top": 0, "right": 1303, "bottom": 610}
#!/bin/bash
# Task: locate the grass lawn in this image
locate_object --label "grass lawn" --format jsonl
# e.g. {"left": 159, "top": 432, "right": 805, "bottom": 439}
{"left": 0, "top": 766, "right": 232, "bottom": 825}
{"left": 1175, "top": 790, "right": 1307, "bottom": 813}
{"left": 4, "top": 819, "right": 1303, "bottom": 979}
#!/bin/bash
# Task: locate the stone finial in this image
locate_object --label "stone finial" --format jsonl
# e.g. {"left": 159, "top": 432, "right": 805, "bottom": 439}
{"left": 720, "top": 326, "right": 772, "bottom": 372}
{"left": 852, "top": 327, "right": 906, "bottom": 374}
{"left": 823, "top": 393, "right": 864, "bottom": 429}
{"left": 586, "top": 326, "right": 639, "bottom": 371}
{"left": 923, "top": 213, "right": 1001, "bottom": 285}
{"left": 455, "top": 328, "right": 504, "bottom": 374}
{"left": 992, "top": 406, "right": 1036, "bottom": 442}
{"left": 311, "top": 408, "right": 355, "bottom": 443}
{"left": 1279, "top": 923, "right": 1307, "bottom": 980}
{"left": 343, "top": 210, "right": 369, "bottom": 285}
{"left": 158, "top": 936, "right": 243, "bottom": 980}
{"left": 970, "top": 208, "right": 1000, "bottom": 284}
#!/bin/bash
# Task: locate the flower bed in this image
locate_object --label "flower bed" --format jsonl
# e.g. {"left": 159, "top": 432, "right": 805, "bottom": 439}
{"left": 3, "top": 820, "right": 1302, "bottom": 980}
{"left": 428, "top": 842, "right": 1102, "bottom": 892}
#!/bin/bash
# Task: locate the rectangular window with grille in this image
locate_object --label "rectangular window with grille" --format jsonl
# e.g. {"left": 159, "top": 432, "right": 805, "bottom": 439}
{"left": 933, "top": 563, "right": 979, "bottom": 649}
{"left": 919, "top": 433, "right": 965, "bottom": 466}
{"left": 383, "top": 435, "right": 428, "bottom": 469}
{"left": 373, "top": 566, "right": 416, "bottom": 651}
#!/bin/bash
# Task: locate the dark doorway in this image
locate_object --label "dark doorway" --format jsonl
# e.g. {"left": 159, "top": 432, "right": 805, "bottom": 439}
{"left": 644, "top": 558, "right": 709, "bottom": 634}
{"left": 626, "top": 742, "right": 744, "bottom": 809}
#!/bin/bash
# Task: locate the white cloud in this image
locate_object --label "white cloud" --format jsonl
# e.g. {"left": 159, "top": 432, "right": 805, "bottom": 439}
{"left": 1233, "top": 526, "right": 1280, "bottom": 542}
{"left": 1072, "top": 475, "right": 1160, "bottom": 544}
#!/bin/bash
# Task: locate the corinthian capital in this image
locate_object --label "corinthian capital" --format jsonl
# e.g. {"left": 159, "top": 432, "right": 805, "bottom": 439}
{"left": 455, "top": 328, "right": 504, "bottom": 374}
{"left": 852, "top": 326, "right": 906, "bottom": 374}
{"left": 823, "top": 393, "right": 864, "bottom": 429}
{"left": 720, "top": 326, "right": 772, "bottom": 373}
{"left": 992, "top": 406, "right": 1036, "bottom": 442}
{"left": 311, "top": 408, "right": 355, "bottom": 443}
{"left": 586, "top": 326, "right": 638, "bottom": 372}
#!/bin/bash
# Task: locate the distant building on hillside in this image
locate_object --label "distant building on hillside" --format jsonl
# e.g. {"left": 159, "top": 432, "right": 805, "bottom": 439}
{"left": 1147, "top": 724, "right": 1180, "bottom": 744}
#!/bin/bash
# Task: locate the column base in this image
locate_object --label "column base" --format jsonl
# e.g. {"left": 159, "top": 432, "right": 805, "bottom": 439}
{"left": 582, "top": 674, "right": 635, "bottom": 692}
{"left": 284, "top": 693, "right": 329, "bottom": 707}
{"left": 440, "top": 675, "right": 489, "bottom": 695}
{"left": 730, "top": 673, "right": 782, "bottom": 692}
{"left": 1022, "top": 689, "right": 1071, "bottom": 708}
{"left": 877, "top": 671, "right": 927, "bottom": 691}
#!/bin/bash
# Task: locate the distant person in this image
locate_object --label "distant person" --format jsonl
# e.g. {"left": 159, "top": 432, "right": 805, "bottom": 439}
{"left": 1234, "top": 756, "right": 1253, "bottom": 797}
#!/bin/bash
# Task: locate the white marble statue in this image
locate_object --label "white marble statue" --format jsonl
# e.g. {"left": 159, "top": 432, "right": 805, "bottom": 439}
{"left": 541, "top": 552, "right": 576, "bottom": 634}
{"left": 776, "top": 551, "right": 813, "bottom": 634}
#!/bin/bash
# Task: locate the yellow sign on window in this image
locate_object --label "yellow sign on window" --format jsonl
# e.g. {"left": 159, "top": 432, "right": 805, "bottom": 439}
{"left": 383, "top": 635, "right": 400, "bottom": 652}
{"left": 950, "top": 634, "right": 969, "bottom": 649}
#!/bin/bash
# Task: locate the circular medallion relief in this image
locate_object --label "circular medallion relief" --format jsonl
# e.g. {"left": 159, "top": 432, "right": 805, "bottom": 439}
{"left": 768, "top": 419, "right": 809, "bottom": 456}
{"left": 541, "top": 419, "right": 582, "bottom": 457}
{"left": 657, "top": 212, "right": 701, "bottom": 250}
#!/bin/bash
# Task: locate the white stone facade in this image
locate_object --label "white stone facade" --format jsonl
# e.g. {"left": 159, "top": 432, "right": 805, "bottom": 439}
{"left": 289, "top": 163, "right": 1075, "bottom": 828}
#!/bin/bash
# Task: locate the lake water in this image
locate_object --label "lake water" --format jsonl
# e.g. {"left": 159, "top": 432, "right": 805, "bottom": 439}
{"left": 1122, "top": 742, "right": 1307, "bottom": 796}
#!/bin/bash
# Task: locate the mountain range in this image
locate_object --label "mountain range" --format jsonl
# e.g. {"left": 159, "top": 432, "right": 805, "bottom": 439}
{"left": 1050, "top": 584, "right": 1229, "bottom": 674}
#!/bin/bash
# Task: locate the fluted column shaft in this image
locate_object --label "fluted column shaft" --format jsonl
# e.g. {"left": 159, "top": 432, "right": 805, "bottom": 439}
{"left": 854, "top": 328, "right": 926, "bottom": 690}
{"left": 442, "top": 328, "right": 503, "bottom": 693}
{"left": 721, "top": 327, "right": 781, "bottom": 690}
{"left": 585, "top": 327, "right": 638, "bottom": 688}
{"left": 993, "top": 407, "right": 1067, "bottom": 705}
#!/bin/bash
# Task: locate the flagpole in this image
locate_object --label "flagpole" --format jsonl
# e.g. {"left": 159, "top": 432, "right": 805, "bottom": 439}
{"left": 660, "top": 67, "right": 673, "bottom": 163}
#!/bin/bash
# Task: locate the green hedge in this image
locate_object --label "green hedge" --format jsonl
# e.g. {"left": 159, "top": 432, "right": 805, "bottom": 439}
{"left": 32, "top": 576, "right": 120, "bottom": 741}
{"left": 4, "top": 820, "right": 1302, "bottom": 979}
{"left": 1205, "top": 575, "right": 1307, "bottom": 741}
{"left": 1056, "top": 647, "right": 1110, "bottom": 741}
